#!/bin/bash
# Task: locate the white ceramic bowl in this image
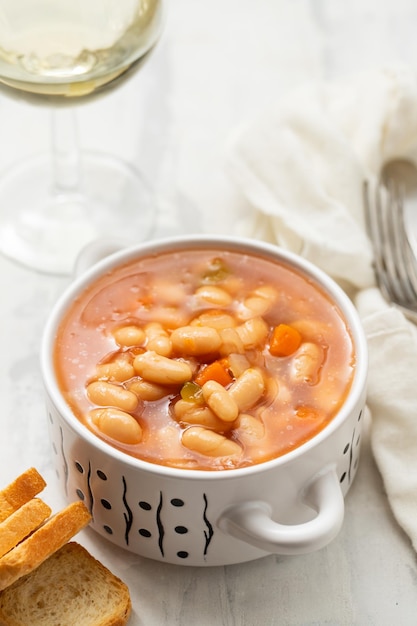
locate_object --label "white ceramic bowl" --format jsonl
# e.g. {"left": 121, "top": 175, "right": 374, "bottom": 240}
{"left": 41, "top": 235, "right": 368, "bottom": 566}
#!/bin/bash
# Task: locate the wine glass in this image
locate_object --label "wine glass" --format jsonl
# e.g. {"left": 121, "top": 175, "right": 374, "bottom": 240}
{"left": 0, "top": 0, "right": 164, "bottom": 275}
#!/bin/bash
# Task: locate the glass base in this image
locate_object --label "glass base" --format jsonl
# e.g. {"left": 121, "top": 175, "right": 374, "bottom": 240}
{"left": 0, "top": 151, "right": 155, "bottom": 275}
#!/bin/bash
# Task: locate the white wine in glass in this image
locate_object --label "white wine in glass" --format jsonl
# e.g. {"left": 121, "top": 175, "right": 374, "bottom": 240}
{"left": 0, "top": 0, "right": 164, "bottom": 274}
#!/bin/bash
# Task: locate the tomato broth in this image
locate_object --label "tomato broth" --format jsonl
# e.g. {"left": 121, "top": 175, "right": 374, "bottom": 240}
{"left": 54, "top": 248, "right": 355, "bottom": 470}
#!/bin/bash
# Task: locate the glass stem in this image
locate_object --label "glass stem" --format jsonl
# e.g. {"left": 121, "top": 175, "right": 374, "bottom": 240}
{"left": 50, "top": 107, "right": 81, "bottom": 194}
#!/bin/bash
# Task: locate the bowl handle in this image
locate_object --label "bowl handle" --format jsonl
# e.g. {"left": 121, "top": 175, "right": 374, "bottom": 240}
{"left": 217, "top": 467, "right": 344, "bottom": 555}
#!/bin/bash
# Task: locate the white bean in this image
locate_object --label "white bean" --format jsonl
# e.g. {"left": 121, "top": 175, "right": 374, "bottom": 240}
{"left": 128, "top": 378, "right": 170, "bottom": 401}
{"left": 191, "top": 311, "right": 237, "bottom": 330}
{"left": 112, "top": 325, "right": 146, "bottom": 347}
{"left": 150, "top": 306, "right": 190, "bottom": 329}
{"left": 253, "top": 285, "right": 278, "bottom": 302}
{"left": 155, "top": 281, "right": 186, "bottom": 306}
{"left": 236, "top": 413, "right": 265, "bottom": 440}
{"left": 194, "top": 285, "right": 233, "bottom": 307}
{"left": 144, "top": 322, "right": 172, "bottom": 357}
{"left": 182, "top": 426, "right": 241, "bottom": 457}
{"left": 202, "top": 380, "right": 239, "bottom": 423}
{"left": 291, "top": 342, "right": 324, "bottom": 384}
{"left": 219, "top": 327, "right": 245, "bottom": 356}
{"left": 86, "top": 381, "right": 139, "bottom": 412}
{"left": 90, "top": 408, "right": 142, "bottom": 444}
{"left": 133, "top": 351, "right": 192, "bottom": 385}
{"left": 229, "top": 368, "right": 265, "bottom": 411}
{"left": 95, "top": 359, "right": 135, "bottom": 382}
{"left": 240, "top": 286, "right": 278, "bottom": 319}
{"left": 171, "top": 326, "right": 222, "bottom": 356}
{"left": 174, "top": 399, "right": 232, "bottom": 431}
{"left": 236, "top": 317, "right": 269, "bottom": 349}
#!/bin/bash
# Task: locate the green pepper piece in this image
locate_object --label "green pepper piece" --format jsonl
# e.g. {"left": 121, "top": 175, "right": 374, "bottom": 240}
{"left": 180, "top": 381, "right": 204, "bottom": 404}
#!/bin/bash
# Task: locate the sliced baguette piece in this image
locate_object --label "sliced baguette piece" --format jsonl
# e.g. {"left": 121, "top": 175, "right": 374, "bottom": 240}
{"left": 0, "top": 468, "right": 46, "bottom": 524}
{"left": 0, "top": 542, "right": 132, "bottom": 626}
{"left": 0, "top": 498, "right": 52, "bottom": 559}
{"left": 0, "top": 501, "right": 91, "bottom": 591}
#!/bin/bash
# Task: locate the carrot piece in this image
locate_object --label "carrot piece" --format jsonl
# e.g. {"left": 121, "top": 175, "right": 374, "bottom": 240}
{"left": 195, "top": 360, "right": 233, "bottom": 387}
{"left": 269, "top": 323, "right": 302, "bottom": 357}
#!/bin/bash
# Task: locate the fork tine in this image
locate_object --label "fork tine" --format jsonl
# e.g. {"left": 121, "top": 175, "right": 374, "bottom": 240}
{"left": 389, "top": 179, "right": 417, "bottom": 300}
{"left": 363, "top": 179, "right": 399, "bottom": 303}
{"left": 373, "top": 180, "right": 403, "bottom": 302}
{"left": 363, "top": 176, "right": 417, "bottom": 322}
{"left": 384, "top": 178, "right": 417, "bottom": 304}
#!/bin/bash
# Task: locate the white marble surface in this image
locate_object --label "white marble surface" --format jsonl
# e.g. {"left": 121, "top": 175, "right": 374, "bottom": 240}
{"left": 1, "top": 1, "right": 417, "bottom": 624}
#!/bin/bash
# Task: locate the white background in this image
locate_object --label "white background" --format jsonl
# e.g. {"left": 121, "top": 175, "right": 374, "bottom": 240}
{"left": 1, "top": 1, "right": 417, "bottom": 624}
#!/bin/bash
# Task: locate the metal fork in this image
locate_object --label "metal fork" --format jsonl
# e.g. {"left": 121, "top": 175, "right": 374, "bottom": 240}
{"left": 363, "top": 166, "right": 417, "bottom": 324}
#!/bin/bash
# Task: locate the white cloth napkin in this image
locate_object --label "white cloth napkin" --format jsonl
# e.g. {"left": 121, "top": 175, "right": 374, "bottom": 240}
{"left": 227, "top": 65, "right": 417, "bottom": 552}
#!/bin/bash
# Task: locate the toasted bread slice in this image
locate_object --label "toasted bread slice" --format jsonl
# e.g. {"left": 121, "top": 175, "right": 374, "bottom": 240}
{"left": 0, "top": 468, "right": 46, "bottom": 524}
{"left": 0, "top": 498, "right": 52, "bottom": 559}
{"left": 0, "top": 542, "right": 132, "bottom": 626}
{"left": 0, "top": 501, "right": 91, "bottom": 591}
